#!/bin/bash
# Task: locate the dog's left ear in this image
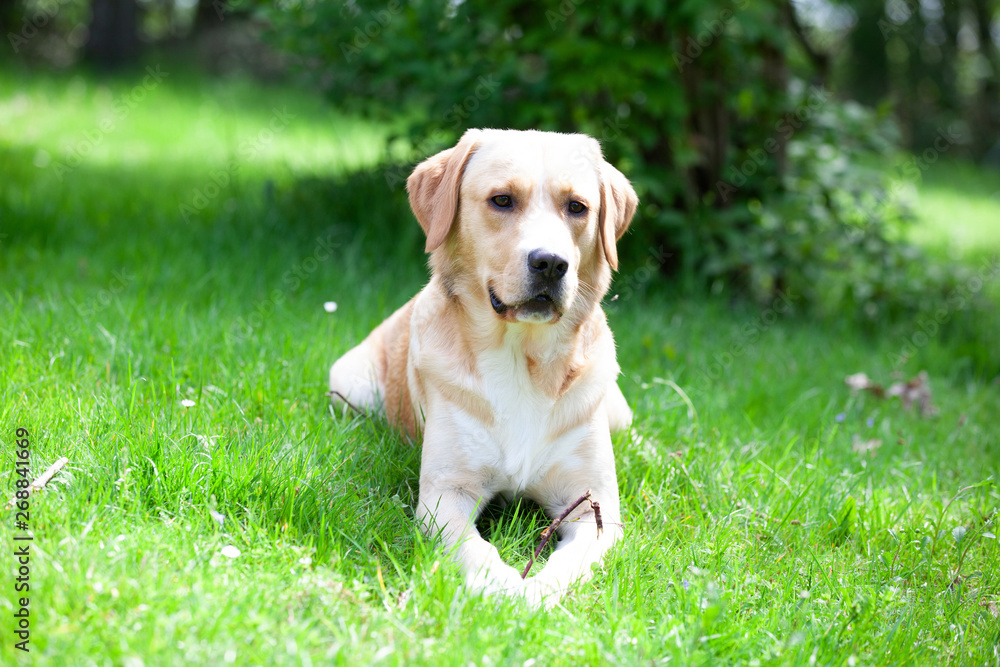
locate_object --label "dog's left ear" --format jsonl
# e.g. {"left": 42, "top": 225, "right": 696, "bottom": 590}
{"left": 407, "top": 129, "right": 481, "bottom": 253}
{"left": 598, "top": 160, "right": 639, "bottom": 271}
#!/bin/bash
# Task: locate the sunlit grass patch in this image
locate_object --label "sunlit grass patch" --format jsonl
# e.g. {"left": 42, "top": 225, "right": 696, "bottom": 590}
{"left": 0, "top": 61, "right": 998, "bottom": 665}
{"left": 910, "top": 159, "right": 1000, "bottom": 263}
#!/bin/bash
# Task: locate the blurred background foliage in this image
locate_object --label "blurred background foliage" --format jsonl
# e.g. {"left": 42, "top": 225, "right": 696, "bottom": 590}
{"left": 3, "top": 0, "right": 998, "bottom": 321}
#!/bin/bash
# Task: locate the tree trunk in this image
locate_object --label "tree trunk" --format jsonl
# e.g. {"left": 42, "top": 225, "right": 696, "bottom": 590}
{"left": 846, "top": 2, "right": 892, "bottom": 108}
{"left": 969, "top": 0, "right": 1000, "bottom": 158}
{"left": 194, "top": 0, "right": 225, "bottom": 32}
{"left": 762, "top": 40, "right": 789, "bottom": 179}
{"left": 783, "top": 0, "right": 829, "bottom": 86}
{"left": 0, "top": 0, "right": 20, "bottom": 36}
{"left": 84, "top": 0, "right": 140, "bottom": 68}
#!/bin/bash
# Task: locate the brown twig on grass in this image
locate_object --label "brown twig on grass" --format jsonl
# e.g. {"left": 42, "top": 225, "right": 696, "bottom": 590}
{"left": 327, "top": 390, "right": 362, "bottom": 414}
{"left": 5, "top": 457, "right": 70, "bottom": 510}
{"left": 592, "top": 501, "right": 603, "bottom": 536}
{"left": 521, "top": 489, "right": 603, "bottom": 579}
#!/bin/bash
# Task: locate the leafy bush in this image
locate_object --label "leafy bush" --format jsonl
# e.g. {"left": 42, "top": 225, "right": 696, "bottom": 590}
{"left": 251, "top": 0, "right": 973, "bottom": 322}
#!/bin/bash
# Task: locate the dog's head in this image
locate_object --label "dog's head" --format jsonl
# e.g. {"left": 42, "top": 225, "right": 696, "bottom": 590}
{"left": 407, "top": 129, "right": 637, "bottom": 327}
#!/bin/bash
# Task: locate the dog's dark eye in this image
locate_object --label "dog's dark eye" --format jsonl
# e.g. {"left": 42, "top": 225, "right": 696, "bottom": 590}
{"left": 491, "top": 195, "right": 512, "bottom": 208}
{"left": 568, "top": 201, "right": 587, "bottom": 215}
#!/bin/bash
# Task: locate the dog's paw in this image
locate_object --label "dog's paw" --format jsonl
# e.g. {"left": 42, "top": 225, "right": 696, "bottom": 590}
{"left": 524, "top": 575, "right": 566, "bottom": 609}
{"left": 465, "top": 564, "right": 527, "bottom": 600}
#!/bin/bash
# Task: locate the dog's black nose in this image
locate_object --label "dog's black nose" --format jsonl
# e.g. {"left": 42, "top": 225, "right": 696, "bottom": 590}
{"left": 527, "top": 250, "right": 568, "bottom": 280}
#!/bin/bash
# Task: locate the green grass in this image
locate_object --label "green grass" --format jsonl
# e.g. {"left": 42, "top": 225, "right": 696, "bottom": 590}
{"left": 909, "top": 160, "right": 1000, "bottom": 264}
{"left": 1, "top": 62, "right": 998, "bottom": 666}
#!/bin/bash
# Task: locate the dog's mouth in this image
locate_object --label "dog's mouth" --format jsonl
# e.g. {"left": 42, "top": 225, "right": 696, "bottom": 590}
{"left": 489, "top": 287, "right": 508, "bottom": 315}
{"left": 489, "top": 286, "right": 561, "bottom": 323}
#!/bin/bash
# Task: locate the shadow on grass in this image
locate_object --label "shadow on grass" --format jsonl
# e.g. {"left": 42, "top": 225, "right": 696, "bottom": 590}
{"left": 2, "top": 145, "right": 419, "bottom": 260}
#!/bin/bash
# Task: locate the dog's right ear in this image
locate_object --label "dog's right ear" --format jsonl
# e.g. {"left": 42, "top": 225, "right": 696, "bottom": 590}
{"left": 598, "top": 160, "right": 639, "bottom": 272}
{"left": 407, "top": 129, "right": 481, "bottom": 253}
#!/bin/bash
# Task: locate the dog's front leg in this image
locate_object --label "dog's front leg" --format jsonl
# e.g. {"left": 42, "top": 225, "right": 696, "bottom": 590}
{"left": 525, "top": 439, "right": 623, "bottom": 606}
{"left": 417, "top": 485, "right": 527, "bottom": 597}
{"left": 525, "top": 506, "right": 623, "bottom": 606}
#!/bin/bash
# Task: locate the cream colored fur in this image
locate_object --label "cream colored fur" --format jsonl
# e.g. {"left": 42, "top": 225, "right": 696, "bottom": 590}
{"left": 329, "top": 128, "right": 638, "bottom": 606}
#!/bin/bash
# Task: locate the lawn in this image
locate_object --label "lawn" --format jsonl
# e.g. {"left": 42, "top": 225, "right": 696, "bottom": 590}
{"left": 1, "top": 62, "right": 998, "bottom": 666}
{"left": 909, "top": 159, "right": 1000, "bottom": 265}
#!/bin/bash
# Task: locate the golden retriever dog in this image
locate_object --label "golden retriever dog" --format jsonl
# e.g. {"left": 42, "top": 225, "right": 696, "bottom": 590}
{"left": 329, "top": 128, "right": 638, "bottom": 605}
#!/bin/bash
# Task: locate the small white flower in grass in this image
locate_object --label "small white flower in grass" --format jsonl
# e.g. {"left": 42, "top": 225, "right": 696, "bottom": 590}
{"left": 220, "top": 545, "right": 241, "bottom": 559}
{"left": 209, "top": 508, "right": 226, "bottom": 527}
{"left": 324, "top": 301, "right": 338, "bottom": 313}
{"left": 181, "top": 399, "right": 196, "bottom": 408}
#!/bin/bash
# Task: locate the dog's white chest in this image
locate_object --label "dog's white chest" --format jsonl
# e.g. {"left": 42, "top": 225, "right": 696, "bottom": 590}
{"left": 465, "top": 343, "right": 582, "bottom": 491}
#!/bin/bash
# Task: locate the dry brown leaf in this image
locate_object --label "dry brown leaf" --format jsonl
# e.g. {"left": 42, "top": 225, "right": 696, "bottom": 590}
{"left": 844, "top": 371, "right": 937, "bottom": 417}
{"left": 886, "top": 371, "right": 938, "bottom": 417}
{"left": 844, "top": 372, "right": 885, "bottom": 397}
{"left": 5, "top": 456, "right": 70, "bottom": 510}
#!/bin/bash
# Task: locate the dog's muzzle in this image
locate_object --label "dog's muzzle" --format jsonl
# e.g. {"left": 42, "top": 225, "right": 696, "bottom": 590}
{"left": 489, "top": 285, "right": 564, "bottom": 323}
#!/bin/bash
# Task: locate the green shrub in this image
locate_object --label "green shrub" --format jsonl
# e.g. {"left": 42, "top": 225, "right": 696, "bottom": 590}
{"left": 251, "top": 0, "right": 974, "bottom": 323}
